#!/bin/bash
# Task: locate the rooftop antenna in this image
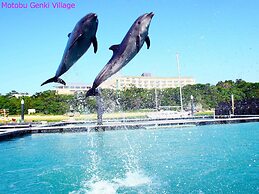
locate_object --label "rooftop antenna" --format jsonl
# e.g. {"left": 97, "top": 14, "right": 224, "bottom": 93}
{"left": 176, "top": 52, "right": 183, "bottom": 113}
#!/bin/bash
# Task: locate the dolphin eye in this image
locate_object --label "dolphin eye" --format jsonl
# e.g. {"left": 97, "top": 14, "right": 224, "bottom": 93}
{"left": 138, "top": 21, "right": 141, "bottom": 24}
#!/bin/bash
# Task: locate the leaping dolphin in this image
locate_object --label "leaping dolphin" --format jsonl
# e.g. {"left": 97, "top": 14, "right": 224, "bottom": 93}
{"left": 41, "top": 13, "right": 98, "bottom": 86}
{"left": 86, "top": 12, "right": 154, "bottom": 97}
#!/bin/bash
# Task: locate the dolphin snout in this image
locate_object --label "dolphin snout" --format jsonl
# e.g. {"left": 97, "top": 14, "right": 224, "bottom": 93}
{"left": 148, "top": 12, "right": 154, "bottom": 18}
{"left": 93, "top": 13, "right": 98, "bottom": 19}
{"left": 88, "top": 13, "right": 98, "bottom": 20}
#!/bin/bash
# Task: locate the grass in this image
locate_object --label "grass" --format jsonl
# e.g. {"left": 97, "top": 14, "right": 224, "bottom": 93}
{"left": 195, "top": 110, "right": 214, "bottom": 116}
{"left": 0, "top": 110, "right": 214, "bottom": 124}
{"left": 1, "top": 112, "right": 147, "bottom": 123}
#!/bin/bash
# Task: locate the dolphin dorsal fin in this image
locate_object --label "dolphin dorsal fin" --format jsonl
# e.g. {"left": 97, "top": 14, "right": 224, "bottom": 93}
{"left": 109, "top": 44, "right": 120, "bottom": 53}
{"left": 145, "top": 35, "right": 150, "bottom": 49}
{"left": 68, "top": 33, "right": 71, "bottom": 38}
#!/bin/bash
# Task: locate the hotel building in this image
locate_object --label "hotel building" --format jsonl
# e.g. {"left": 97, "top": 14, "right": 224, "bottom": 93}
{"left": 55, "top": 83, "right": 91, "bottom": 95}
{"left": 54, "top": 73, "right": 195, "bottom": 95}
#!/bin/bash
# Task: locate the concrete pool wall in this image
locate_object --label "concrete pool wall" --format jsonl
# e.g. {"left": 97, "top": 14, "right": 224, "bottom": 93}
{"left": 0, "top": 116, "right": 259, "bottom": 141}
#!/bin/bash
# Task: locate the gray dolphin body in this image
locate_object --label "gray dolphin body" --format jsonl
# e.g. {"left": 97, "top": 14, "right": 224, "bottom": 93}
{"left": 41, "top": 13, "right": 98, "bottom": 86}
{"left": 86, "top": 12, "right": 154, "bottom": 97}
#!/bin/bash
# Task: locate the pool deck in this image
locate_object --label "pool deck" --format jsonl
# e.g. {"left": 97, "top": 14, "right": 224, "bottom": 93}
{"left": 0, "top": 116, "right": 259, "bottom": 141}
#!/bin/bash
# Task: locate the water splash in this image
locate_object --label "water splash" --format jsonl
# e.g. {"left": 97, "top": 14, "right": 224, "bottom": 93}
{"left": 70, "top": 98, "right": 152, "bottom": 193}
{"left": 70, "top": 132, "right": 152, "bottom": 193}
{"left": 122, "top": 134, "right": 140, "bottom": 173}
{"left": 84, "top": 179, "right": 117, "bottom": 194}
{"left": 87, "top": 133, "right": 100, "bottom": 181}
{"left": 113, "top": 171, "right": 151, "bottom": 187}
{"left": 71, "top": 170, "right": 151, "bottom": 194}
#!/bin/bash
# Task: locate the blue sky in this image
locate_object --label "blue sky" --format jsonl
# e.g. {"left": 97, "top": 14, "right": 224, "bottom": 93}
{"left": 0, "top": 0, "right": 258, "bottom": 94}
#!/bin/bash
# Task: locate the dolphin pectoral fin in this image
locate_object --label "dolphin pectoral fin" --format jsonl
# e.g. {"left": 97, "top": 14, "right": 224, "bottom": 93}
{"left": 136, "top": 35, "right": 141, "bottom": 52}
{"left": 92, "top": 36, "right": 98, "bottom": 53}
{"left": 41, "top": 77, "right": 66, "bottom": 86}
{"left": 145, "top": 36, "right": 150, "bottom": 49}
{"left": 109, "top": 44, "right": 120, "bottom": 53}
{"left": 68, "top": 33, "right": 71, "bottom": 38}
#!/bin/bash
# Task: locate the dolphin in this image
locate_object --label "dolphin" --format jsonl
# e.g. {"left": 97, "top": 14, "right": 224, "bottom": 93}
{"left": 41, "top": 13, "right": 98, "bottom": 86}
{"left": 86, "top": 12, "right": 154, "bottom": 97}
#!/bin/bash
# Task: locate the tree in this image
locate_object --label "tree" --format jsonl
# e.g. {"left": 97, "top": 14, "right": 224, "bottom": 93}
{"left": 0, "top": 80, "right": 258, "bottom": 115}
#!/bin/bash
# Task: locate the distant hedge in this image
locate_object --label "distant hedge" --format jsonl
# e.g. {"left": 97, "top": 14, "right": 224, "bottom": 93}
{"left": 215, "top": 99, "right": 259, "bottom": 115}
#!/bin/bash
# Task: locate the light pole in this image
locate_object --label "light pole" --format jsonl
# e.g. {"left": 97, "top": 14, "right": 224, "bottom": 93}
{"left": 21, "top": 99, "right": 24, "bottom": 123}
{"left": 155, "top": 88, "right": 158, "bottom": 111}
{"left": 190, "top": 95, "right": 194, "bottom": 117}
{"left": 231, "top": 94, "right": 235, "bottom": 115}
{"left": 176, "top": 53, "right": 183, "bottom": 113}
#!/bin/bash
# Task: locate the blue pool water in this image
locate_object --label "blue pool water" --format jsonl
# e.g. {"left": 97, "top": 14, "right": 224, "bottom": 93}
{"left": 0, "top": 122, "right": 258, "bottom": 193}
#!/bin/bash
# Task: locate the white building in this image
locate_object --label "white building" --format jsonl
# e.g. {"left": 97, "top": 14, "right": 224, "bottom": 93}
{"left": 101, "top": 73, "right": 195, "bottom": 90}
{"left": 54, "top": 83, "right": 91, "bottom": 95}
{"left": 54, "top": 74, "right": 195, "bottom": 95}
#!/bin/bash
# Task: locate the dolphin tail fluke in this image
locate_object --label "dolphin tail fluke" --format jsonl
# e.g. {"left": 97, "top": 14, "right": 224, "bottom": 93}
{"left": 86, "top": 87, "right": 97, "bottom": 98}
{"left": 41, "top": 77, "right": 66, "bottom": 86}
